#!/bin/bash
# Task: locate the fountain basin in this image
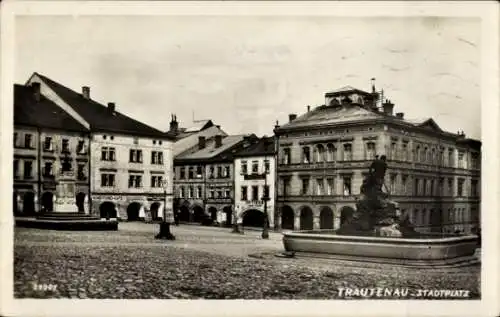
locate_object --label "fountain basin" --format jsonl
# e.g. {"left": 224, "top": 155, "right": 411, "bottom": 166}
{"left": 282, "top": 230, "right": 479, "bottom": 266}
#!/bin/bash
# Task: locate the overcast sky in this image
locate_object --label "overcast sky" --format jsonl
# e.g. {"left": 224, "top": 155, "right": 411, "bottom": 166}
{"left": 15, "top": 16, "right": 480, "bottom": 139}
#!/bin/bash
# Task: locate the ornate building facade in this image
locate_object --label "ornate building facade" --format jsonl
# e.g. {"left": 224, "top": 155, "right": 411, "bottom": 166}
{"left": 274, "top": 85, "right": 481, "bottom": 234}
{"left": 25, "top": 72, "right": 175, "bottom": 221}
{"left": 14, "top": 83, "right": 91, "bottom": 216}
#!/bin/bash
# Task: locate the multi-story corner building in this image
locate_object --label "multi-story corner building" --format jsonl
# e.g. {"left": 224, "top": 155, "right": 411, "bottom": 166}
{"left": 26, "top": 72, "right": 176, "bottom": 221}
{"left": 173, "top": 134, "right": 258, "bottom": 225}
{"left": 233, "top": 137, "right": 276, "bottom": 229}
{"left": 274, "top": 85, "right": 481, "bottom": 234}
{"left": 13, "top": 83, "right": 91, "bottom": 215}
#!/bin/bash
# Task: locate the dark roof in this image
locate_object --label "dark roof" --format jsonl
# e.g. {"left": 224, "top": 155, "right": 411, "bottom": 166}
{"left": 233, "top": 136, "right": 275, "bottom": 158}
{"left": 14, "top": 84, "right": 89, "bottom": 132}
{"left": 34, "top": 73, "right": 174, "bottom": 140}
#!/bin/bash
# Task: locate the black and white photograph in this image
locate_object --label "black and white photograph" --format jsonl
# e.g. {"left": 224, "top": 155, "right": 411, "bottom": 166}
{"left": 1, "top": 1, "right": 498, "bottom": 317}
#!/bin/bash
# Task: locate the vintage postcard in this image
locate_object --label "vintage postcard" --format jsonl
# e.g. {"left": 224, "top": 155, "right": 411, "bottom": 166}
{"left": 1, "top": 1, "right": 498, "bottom": 317}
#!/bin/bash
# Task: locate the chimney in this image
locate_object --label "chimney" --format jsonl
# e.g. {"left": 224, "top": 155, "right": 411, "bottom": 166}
{"left": 274, "top": 120, "right": 280, "bottom": 130}
{"left": 107, "top": 102, "right": 116, "bottom": 113}
{"left": 289, "top": 114, "right": 297, "bottom": 122}
{"left": 169, "top": 114, "right": 179, "bottom": 133}
{"left": 307, "top": 105, "right": 311, "bottom": 112}
{"left": 371, "top": 77, "right": 376, "bottom": 93}
{"left": 198, "top": 136, "right": 206, "bottom": 149}
{"left": 382, "top": 99, "right": 394, "bottom": 115}
{"left": 82, "top": 86, "right": 90, "bottom": 99}
{"left": 32, "top": 82, "right": 41, "bottom": 102}
{"left": 215, "top": 135, "right": 223, "bottom": 148}
{"left": 396, "top": 112, "right": 404, "bottom": 119}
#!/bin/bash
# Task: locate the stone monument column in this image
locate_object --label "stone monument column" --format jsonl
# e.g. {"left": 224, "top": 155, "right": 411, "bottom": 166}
{"left": 54, "top": 157, "right": 78, "bottom": 213}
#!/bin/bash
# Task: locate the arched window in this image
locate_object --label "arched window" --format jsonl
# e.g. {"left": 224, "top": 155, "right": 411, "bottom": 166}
{"left": 316, "top": 144, "right": 325, "bottom": 163}
{"left": 326, "top": 144, "right": 336, "bottom": 162}
{"left": 302, "top": 147, "right": 311, "bottom": 164}
{"left": 365, "top": 142, "right": 376, "bottom": 160}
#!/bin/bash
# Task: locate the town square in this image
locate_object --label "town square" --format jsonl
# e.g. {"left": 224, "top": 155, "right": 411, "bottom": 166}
{"left": 4, "top": 2, "right": 496, "bottom": 314}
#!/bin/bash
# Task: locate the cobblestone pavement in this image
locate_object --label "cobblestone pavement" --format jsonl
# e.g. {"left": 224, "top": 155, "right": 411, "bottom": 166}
{"left": 14, "top": 222, "right": 480, "bottom": 299}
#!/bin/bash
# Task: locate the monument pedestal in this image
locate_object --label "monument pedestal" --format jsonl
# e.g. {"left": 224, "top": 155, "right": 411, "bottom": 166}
{"left": 54, "top": 172, "right": 78, "bottom": 213}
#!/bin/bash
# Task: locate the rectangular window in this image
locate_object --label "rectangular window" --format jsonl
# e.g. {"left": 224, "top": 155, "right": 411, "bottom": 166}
{"left": 43, "top": 161, "right": 54, "bottom": 177}
{"left": 302, "top": 147, "right": 311, "bottom": 164}
{"left": 210, "top": 190, "right": 215, "bottom": 199}
{"left": 458, "top": 151, "right": 465, "bottom": 169}
{"left": 217, "top": 190, "right": 223, "bottom": 198}
{"left": 284, "top": 178, "right": 291, "bottom": 196}
{"left": 129, "top": 149, "right": 143, "bottom": 163}
{"left": 23, "top": 161, "right": 33, "bottom": 179}
{"left": 180, "top": 167, "right": 185, "bottom": 179}
{"left": 151, "top": 175, "right": 163, "bottom": 188}
{"left": 430, "top": 179, "right": 435, "bottom": 196}
{"left": 43, "top": 137, "right": 53, "bottom": 151}
{"left": 179, "top": 187, "right": 185, "bottom": 198}
{"left": 401, "top": 175, "right": 408, "bottom": 195}
{"left": 101, "top": 173, "right": 115, "bottom": 187}
{"left": 13, "top": 159, "right": 19, "bottom": 178}
{"left": 217, "top": 166, "right": 223, "bottom": 178}
{"left": 471, "top": 180, "right": 479, "bottom": 197}
{"left": 264, "top": 160, "right": 270, "bottom": 173}
{"left": 343, "top": 143, "right": 352, "bottom": 161}
{"left": 189, "top": 186, "right": 194, "bottom": 198}
{"left": 343, "top": 176, "right": 352, "bottom": 196}
{"left": 62, "top": 139, "right": 70, "bottom": 153}
{"left": 101, "top": 147, "right": 116, "bottom": 161}
{"left": 457, "top": 178, "right": 465, "bottom": 197}
{"left": 14, "top": 132, "right": 18, "bottom": 147}
{"left": 241, "top": 186, "right": 248, "bottom": 201}
{"left": 282, "top": 148, "right": 291, "bottom": 164}
{"left": 390, "top": 142, "right": 397, "bottom": 160}
{"left": 263, "top": 185, "right": 270, "bottom": 199}
{"left": 196, "top": 166, "right": 203, "bottom": 178}
{"left": 471, "top": 153, "right": 479, "bottom": 169}
{"left": 316, "top": 178, "right": 324, "bottom": 195}
{"left": 390, "top": 174, "right": 397, "bottom": 194}
{"left": 439, "top": 178, "right": 444, "bottom": 196}
{"left": 197, "top": 186, "right": 202, "bottom": 199}
{"left": 301, "top": 178, "right": 310, "bottom": 195}
{"left": 252, "top": 185, "right": 259, "bottom": 201}
{"left": 188, "top": 167, "right": 194, "bottom": 179}
{"left": 77, "top": 140, "right": 85, "bottom": 154}
{"left": 252, "top": 161, "right": 259, "bottom": 173}
{"left": 128, "top": 175, "right": 142, "bottom": 188}
{"left": 326, "top": 178, "right": 334, "bottom": 195}
{"left": 414, "top": 178, "right": 419, "bottom": 196}
{"left": 224, "top": 166, "right": 230, "bottom": 178}
{"left": 366, "top": 142, "right": 376, "bottom": 160}
{"left": 448, "top": 178, "right": 454, "bottom": 196}
{"left": 24, "top": 134, "right": 33, "bottom": 149}
{"left": 448, "top": 149, "right": 454, "bottom": 167}
{"left": 77, "top": 163, "right": 86, "bottom": 180}
{"left": 241, "top": 161, "right": 248, "bottom": 174}
{"left": 225, "top": 190, "right": 231, "bottom": 198}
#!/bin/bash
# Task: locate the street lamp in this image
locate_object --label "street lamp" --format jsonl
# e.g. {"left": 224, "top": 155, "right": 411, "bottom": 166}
{"left": 155, "top": 179, "right": 175, "bottom": 240}
{"left": 262, "top": 160, "right": 269, "bottom": 239}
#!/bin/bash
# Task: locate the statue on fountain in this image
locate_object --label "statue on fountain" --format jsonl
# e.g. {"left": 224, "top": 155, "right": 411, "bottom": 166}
{"left": 337, "top": 155, "right": 418, "bottom": 238}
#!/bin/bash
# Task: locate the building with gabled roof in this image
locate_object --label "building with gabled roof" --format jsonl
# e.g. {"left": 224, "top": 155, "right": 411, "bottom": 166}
{"left": 232, "top": 137, "right": 277, "bottom": 230}
{"left": 173, "top": 133, "right": 258, "bottom": 226}
{"left": 274, "top": 84, "right": 481, "bottom": 234}
{"left": 13, "top": 83, "right": 91, "bottom": 216}
{"left": 25, "top": 72, "right": 175, "bottom": 222}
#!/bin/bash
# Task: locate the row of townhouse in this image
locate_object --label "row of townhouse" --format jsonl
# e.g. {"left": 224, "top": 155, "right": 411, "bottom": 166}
{"left": 13, "top": 72, "right": 175, "bottom": 221}
{"left": 273, "top": 85, "right": 481, "bottom": 234}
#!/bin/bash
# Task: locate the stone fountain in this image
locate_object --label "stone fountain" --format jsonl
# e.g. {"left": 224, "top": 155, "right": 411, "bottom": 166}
{"left": 282, "top": 158, "right": 479, "bottom": 267}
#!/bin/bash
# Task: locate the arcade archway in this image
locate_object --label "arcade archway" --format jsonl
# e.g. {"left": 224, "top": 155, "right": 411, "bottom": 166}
{"left": 127, "top": 202, "right": 141, "bottom": 221}
{"left": 179, "top": 205, "right": 190, "bottom": 222}
{"left": 193, "top": 205, "right": 205, "bottom": 223}
{"left": 243, "top": 209, "right": 265, "bottom": 227}
{"left": 340, "top": 206, "right": 355, "bottom": 225}
{"left": 41, "top": 192, "right": 54, "bottom": 213}
{"left": 300, "top": 206, "right": 313, "bottom": 230}
{"left": 223, "top": 206, "right": 232, "bottom": 226}
{"left": 281, "top": 205, "right": 295, "bottom": 230}
{"left": 76, "top": 192, "right": 86, "bottom": 212}
{"left": 320, "top": 206, "right": 334, "bottom": 229}
{"left": 150, "top": 202, "right": 161, "bottom": 221}
{"left": 23, "top": 192, "right": 35, "bottom": 215}
{"left": 208, "top": 207, "right": 217, "bottom": 223}
{"left": 99, "top": 201, "right": 117, "bottom": 219}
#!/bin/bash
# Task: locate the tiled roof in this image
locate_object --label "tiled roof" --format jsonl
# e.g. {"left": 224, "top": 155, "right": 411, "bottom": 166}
{"left": 33, "top": 73, "right": 174, "bottom": 139}
{"left": 173, "top": 125, "right": 227, "bottom": 157}
{"left": 14, "top": 84, "right": 88, "bottom": 132}
{"left": 279, "top": 104, "right": 384, "bottom": 129}
{"left": 183, "top": 120, "right": 213, "bottom": 133}
{"left": 233, "top": 137, "right": 275, "bottom": 158}
{"left": 175, "top": 135, "right": 250, "bottom": 161}
{"left": 326, "top": 86, "right": 371, "bottom": 95}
